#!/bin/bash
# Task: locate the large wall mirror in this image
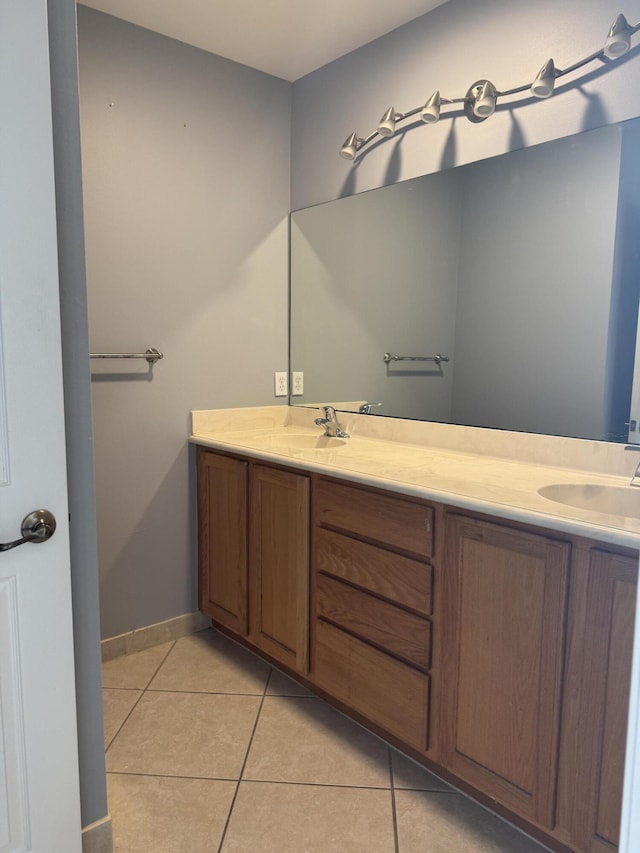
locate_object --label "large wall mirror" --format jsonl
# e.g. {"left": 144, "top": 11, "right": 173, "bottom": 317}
{"left": 290, "top": 118, "right": 640, "bottom": 444}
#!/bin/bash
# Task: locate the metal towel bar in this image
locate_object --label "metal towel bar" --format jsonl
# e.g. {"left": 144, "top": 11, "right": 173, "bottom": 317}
{"left": 90, "top": 347, "right": 163, "bottom": 365}
{"left": 383, "top": 352, "right": 449, "bottom": 366}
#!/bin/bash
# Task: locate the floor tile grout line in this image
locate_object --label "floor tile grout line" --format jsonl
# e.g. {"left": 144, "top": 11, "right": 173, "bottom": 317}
{"left": 104, "top": 689, "right": 147, "bottom": 754}
{"left": 227, "top": 777, "right": 392, "bottom": 791}
{"left": 102, "top": 676, "right": 310, "bottom": 699}
{"left": 389, "top": 749, "right": 400, "bottom": 853}
{"left": 216, "top": 667, "right": 273, "bottom": 853}
{"left": 104, "top": 686, "right": 304, "bottom": 697}
{"left": 102, "top": 686, "right": 144, "bottom": 693}
{"left": 144, "top": 687, "right": 279, "bottom": 696}
{"left": 105, "top": 768, "right": 393, "bottom": 791}
{"left": 105, "top": 770, "right": 241, "bottom": 783}
{"left": 104, "top": 640, "right": 176, "bottom": 755}
{"left": 144, "top": 639, "right": 178, "bottom": 689}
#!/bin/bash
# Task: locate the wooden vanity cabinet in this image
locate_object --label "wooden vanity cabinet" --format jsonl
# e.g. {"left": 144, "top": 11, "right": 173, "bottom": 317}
{"left": 196, "top": 448, "right": 311, "bottom": 673}
{"left": 439, "top": 512, "right": 637, "bottom": 851}
{"left": 555, "top": 548, "right": 637, "bottom": 852}
{"left": 439, "top": 514, "right": 570, "bottom": 827}
{"left": 311, "top": 478, "right": 433, "bottom": 751}
{"left": 197, "top": 448, "right": 638, "bottom": 853}
{"left": 248, "top": 464, "right": 310, "bottom": 674}
{"left": 197, "top": 448, "right": 249, "bottom": 635}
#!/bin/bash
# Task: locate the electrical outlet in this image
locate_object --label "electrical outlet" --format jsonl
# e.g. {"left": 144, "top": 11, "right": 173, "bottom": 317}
{"left": 291, "top": 371, "right": 304, "bottom": 396}
{"left": 274, "top": 371, "right": 288, "bottom": 397}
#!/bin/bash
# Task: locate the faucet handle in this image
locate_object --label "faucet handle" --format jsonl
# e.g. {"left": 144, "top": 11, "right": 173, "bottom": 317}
{"left": 358, "top": 402, "right": 382, "bottom": 415}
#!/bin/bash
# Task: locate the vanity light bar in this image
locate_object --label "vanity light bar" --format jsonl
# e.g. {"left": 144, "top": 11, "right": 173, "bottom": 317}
{"left": 339, "top": 13, "right": 640, "bottom": 161}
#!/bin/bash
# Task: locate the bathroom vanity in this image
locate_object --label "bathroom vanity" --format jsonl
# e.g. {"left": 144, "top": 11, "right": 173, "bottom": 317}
{"left": 191, "top": 406, "right": 640, "bottom": 853}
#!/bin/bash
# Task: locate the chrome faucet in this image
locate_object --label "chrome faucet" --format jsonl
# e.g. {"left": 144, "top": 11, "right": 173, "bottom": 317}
{"left": 631, "top": 459, "right": 640, "bottom": 487}
{"left": 358, "top": 402, "right": 382, "bottom": 415}
{"left": 314, "top": 406, "right": 349, "bottom": 439}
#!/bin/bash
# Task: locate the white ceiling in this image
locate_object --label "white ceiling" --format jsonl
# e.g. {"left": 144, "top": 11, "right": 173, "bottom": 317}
{"left": 79, "top": 0, "right": 449, "bottom": 82}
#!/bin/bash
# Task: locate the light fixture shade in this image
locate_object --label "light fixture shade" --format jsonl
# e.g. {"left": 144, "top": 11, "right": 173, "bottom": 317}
{"left": 378, "top": 107, "right": 398, "bottom": 137}
{"left": 604, "top": 13, "right": 632, "bottom": 58}
{"left": 339, "top": 131, "right": 362, "bottom": 160}
{"left": 473, "top": 81, "right": 497, "bottom": 118}
{"left": 421, "top": 91, "right": 441, "bottom": 123}
{"left": 531, "top": 58, "right": 556, "bottom": 98}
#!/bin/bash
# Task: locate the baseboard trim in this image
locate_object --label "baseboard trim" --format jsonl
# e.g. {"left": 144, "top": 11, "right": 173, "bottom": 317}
{"left": 82, "top": 815, "right": 113, "bottom": 853}
{"left": 101, "top": 611, "right": 211, "bottom": 662}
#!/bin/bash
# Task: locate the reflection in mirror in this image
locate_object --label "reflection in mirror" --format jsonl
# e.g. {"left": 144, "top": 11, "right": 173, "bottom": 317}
{"left": 290, "top": 119, "right": 640, "bottom": 443}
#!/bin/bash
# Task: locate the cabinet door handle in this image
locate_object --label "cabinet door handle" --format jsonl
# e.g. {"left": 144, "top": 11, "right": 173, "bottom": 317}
{"left": 0, "top": 509, "right": 56, "bottom": 552}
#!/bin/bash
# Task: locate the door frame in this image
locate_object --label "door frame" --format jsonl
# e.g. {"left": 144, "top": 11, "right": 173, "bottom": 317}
{"left": 47, "top": 0, "right": 109, "bottom": 842}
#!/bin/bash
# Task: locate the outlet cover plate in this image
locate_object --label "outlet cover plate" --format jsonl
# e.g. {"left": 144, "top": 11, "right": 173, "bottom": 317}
{"left": 292, "top": 371, "right": 304, "bottom": 396}
{"left": 274, "top": 371, "right": 288, "bottom": 397}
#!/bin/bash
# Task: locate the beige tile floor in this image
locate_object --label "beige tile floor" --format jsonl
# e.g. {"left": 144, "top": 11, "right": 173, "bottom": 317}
{"left": 103, "top": 628, "right": 551, "bottom": 853}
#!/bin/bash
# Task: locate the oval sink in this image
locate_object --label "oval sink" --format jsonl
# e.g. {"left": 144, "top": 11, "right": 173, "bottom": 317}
{"left": 260, "top": 433, "right": 347, "bottom": 451}
{"left": 538, "top": 483, "right": 640, "bottom": 518}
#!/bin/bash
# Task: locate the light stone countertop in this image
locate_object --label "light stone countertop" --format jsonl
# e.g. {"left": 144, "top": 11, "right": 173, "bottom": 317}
{"left": 190, "top": 406, "right": 640, "bottom": 550}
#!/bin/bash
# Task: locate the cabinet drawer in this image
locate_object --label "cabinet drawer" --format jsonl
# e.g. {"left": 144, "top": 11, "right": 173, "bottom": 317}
{"left": 314, "top": 619, "right": 429, "bottom": 751}
{"left": 316, "top": 573, "right": 431, "bottom": 669}
{"left": 315, "top": 479, "right": 433, "bottom": 558}
{"left": 315, "top": 527, "right": 432, "bottom": 615}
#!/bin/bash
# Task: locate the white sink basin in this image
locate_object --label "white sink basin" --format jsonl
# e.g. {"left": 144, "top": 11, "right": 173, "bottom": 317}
{"left": 258, "top": 433, "right": 347, "bottom": 451}
{"left": 538, "top": 483, "right": 640, "bottom": 518}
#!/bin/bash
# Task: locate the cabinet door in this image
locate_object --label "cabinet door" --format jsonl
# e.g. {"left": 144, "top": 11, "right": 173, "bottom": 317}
{"left": 250, "top": 465, "right": 310, "bottom": 674}
{"left": 440, "top": 515, "right": 569, "bottom": 827}
{"left": 556, "top": 549, "right": 637, "bottom": 852}
{"left": 197, "top": 449, "right": 248, "bottom": 634}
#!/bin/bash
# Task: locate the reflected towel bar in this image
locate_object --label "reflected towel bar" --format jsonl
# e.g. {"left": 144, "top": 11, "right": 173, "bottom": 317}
{"left": 90, "top": 347, "right": 163, "bottom": 365}
{"left": 383, "top": 352, "right": 449, "bottom": 365}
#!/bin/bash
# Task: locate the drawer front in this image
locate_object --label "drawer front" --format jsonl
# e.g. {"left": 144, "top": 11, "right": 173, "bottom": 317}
{"left": 315, "top": 479, "right": 433, "bottom": 558}
{"left": 314, "top": 619, "right": 429, "bottom": 751}
{"left": 315, "top": 527, "right": 432, "bottom": 615}
{"left": 316, "top": 573, "right": 431, "bottom": 669}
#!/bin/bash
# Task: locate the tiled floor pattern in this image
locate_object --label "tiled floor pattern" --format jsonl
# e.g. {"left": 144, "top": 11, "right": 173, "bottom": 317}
{"left": 103, "top": 629, "right": 550, "bottom": 852}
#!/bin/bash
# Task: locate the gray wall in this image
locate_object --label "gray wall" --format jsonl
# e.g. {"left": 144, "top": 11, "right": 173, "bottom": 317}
{"left": 291, "top": 172, "right": 462, "bottom": 420}
{"left": 291, "top": 0, "right": 640, "bottom": 211}
{"left": 48, "top": 0, "right": 107, "bottom": 829}
{"left": 77, "top": 7, "right": 291, "bottom": 639}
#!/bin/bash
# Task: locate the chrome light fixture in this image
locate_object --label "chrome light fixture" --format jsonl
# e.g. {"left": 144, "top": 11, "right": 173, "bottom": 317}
{"left": 473, "top": 80, "right": 497, "bottom": 118}
{"left": 462, "top": 81, "right": 493, "bottom": 123}
{"left": 421, "top": 91, "right": 441, "bottom": 123}
{"left": 339, "top": 131, "right": 365, "bottom": 160}
{"left": 338, "top": 11, "right": 640, "bottom": 161}
{"left": 531, "top": 59, "right": 556, "bottom": 98}
{"left": 378, "top": 107, "right": 401, "bottom": 137}
{"left": 605, "top": 13, "right": 632, "bottom": 58}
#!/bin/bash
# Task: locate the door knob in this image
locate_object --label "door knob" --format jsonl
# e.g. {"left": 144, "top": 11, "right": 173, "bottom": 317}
{"left": 0, "top": 509, "right": 56, "bottom": 552}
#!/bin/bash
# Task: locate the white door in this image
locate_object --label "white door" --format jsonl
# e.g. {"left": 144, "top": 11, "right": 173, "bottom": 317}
{"left": 0, "top": 1, "right": 82, "bottom": 851}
